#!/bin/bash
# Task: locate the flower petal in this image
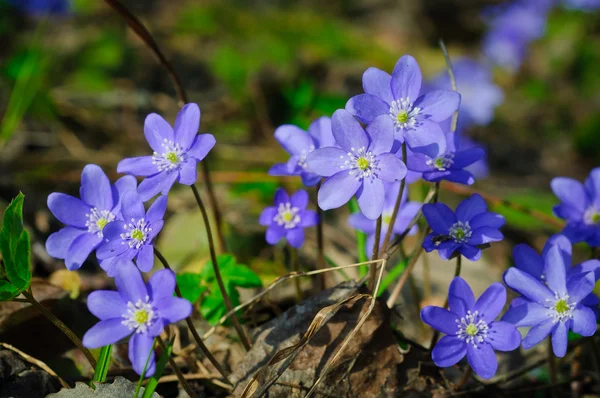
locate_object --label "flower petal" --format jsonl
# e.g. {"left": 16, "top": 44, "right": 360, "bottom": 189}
{"left": 566, "top": 271, "right": 596, "bottom": 303}
{"left": 299, "top": 210, "right": 318, "bottom": 227}
{"left": 502, "top": 300, "right": 548, "bottom": 327}
{"left": 129, "top": 333, "right": 156, "bottom": 376}
{"left": 487, "top": 321, "right": 521, "bottom": 351}
{"left": 331, "top": 109, "right": 369, "bottom": 152}
{"left": 259, "top": 207, "right": 277, "bottom": 226}
{"left": 266, "top": 225, "right": 285, "bottom": 245}
{"left": 455, "top": 194, "right": 487, "bottom": 221}
{"left": 146, "top": 195, "right": 168, "bottom": 224}
{"left": 572, "top": 306, "right": 597, "bottom": 336}
{"left": 148, "top": 269, "right": 176, "bottom": 302}
{"left": 362, "top": 67, "right": 393, "bottom": 104}
{"left": 188, "top": 134, "right": 216, "bottom": 161}
{"left": 431, "top": 335, "right": 466, "bottom": 367}
{"left": 286, "top": 228, "right": 305, "bottom": 248}
{"left": 178, "top": 159, "right": 198, "bottom": 185}
{"left": 468, "top": 227, "right": 503, "bottom": 245}
{"left": 65, "top": 233, "right": 102, "bottom": 270}
{"left": 155, "top": 297, "right": 192, "bottom": 323}
{"left": 513, "top": 244, "right": 544, "bottom": 279}
{"left": 112, "top": 175, "right": 138, "bottom": 214}
{"left": 274, "top": 187, "right": 290, "bottom": 205}
{"left": 503, "top": 268, "right": 554, "bottom": 305}
{"left": 473, "top": 282, "right": 506, "bottom": 323}
{"left": 307, "top": 117, "right": 335, "bottom": 147}
{"left": 458, "top": 244, "right": 482, "bottom": 261}
{"left": 569, "top": 259, "right": 600, "bottom": 281}
{"left": 138, "top": 171, "right": 178, "bottom": 202}
{"left": 415, "top": 90, "right": 461, "bottom": 122}
{"left": 46, "top": 227, "right": 86, "bottom": 259}
{"left": 345, "top": 94, "right": 389, "bottom": 124}
{"left": 438, "top": 240, "right": 460, "bottom": 260}
{"left": 448, "top": 276, "right": 475, "bottom": 317}
{"left": 522, "top": 318, "right": 556, "bottom": 350}
{"left": 87, "top": 291, "right": 127, "bottom": 320}
{"left": 467, "top": 343, "right": 498, "bottom": 380}
{"left": 173, "top": 103, "right": 200, "bottom": 150}
{"left": 452, "top": 148, "right": 485, "bottom": 169}
{"left": 376, "top": 153, "right": 407, "bottom": 183}
{"left": 115, "top": 261, "right": 148, "bottom": 303}
{"left": 300, "top": 172, "right": 322, "bottom": 187}
{"left": 144, "top": 113, "right": 174, "bottom": 152}
{"left": 121, "top": 191, "right": 145, "bottom": 221}
{"left": 551, "top": 321, "right": 569, "bottom": 357}
{"left": 420, "top": 306, "right": 459, "bottom": 335}
{"left": 469, "top": 212, "right": 505, "bottom": 230}
{"left": 585, "top": 168, "right": 600, "bottom": 208}
{"left": 545, "top": 245, "right": 567, "bottom": 296}
{"left": 82, "top": 319, "right": 131, "bottom": 349}
{"left": 274, "top": 125, "right": 314, "bottom": 155}
{"left": 47, "top": 193, "right": 91, "bottom": 228}
{"left": 391, "top": 55, "right": 422, "bottom": 102}
{"left": 306, "top": 147, "right": 348, "bottom": 177}
{"left": 117, "top": 156, "right": 158, "bottom": 177}
{"left": 290, "top": 190, "right": 309, "bottom": 209}
{"left": 80, "top": 164, "right": 113, "bottom": 210}
{"left": 348, "top": 212, "right": 376, "bottom": 234}
{"left": 366, "top": 115, "right": 394, "bottom": 155}
{"left": 318, "top": 172, "right": 361, "bottom": 211}
{"left": 551, "top": 177, "right": 586, "bottom": 214}
{"left": 422, "top": 203, "right": 456, "bottom": 234}
{"left": 96, "top": 239, "right": 129, "bottom": 260}
{"left": 357, "top": 178, "right": 385, "bottom": 220}
{"left": 136, "top": 244, "right": 154, "bottom": 272}
{"left": 404, "top": 120, "right": 446, "bottom": 158}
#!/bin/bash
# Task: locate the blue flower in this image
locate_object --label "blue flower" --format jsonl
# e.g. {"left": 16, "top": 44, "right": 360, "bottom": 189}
{"left": 117, "top": 103, "right": 216, "bottom": 201}
{"left": 8, "top": 0, "right": 69, "bottom": 16}
{"left": 421, "top": 277, "right": 521, "bottom": 379}
{"left": 348, "top": 182, "right": 421, "bottom": 258}
{"left": 551, "top": 168, "right": 600, "bottom": 246}
{"left": 502, "top": 237, "right": 598, "bottom": 357}
{"left": 422, "top": 194, "right": 505, "bottom": 261}
{"left": 45, "top": 165, "right": 137, "bottom": 271}
{"left": 83, "top": 263, "right": 191, "bottom": 376}
{"left": 96, "top": 192, "right": 167, "bottom": 276}
{"left": 259, "top": 188, "right": 318, "bottom": 248}
{"left": 306, "top": 109, "right": 407, "bottom": 219}
{"left": 563, "top": 0, "right": 600, "bottom": 11}
{"left": 345, "top": 55, "right": 460, "bottom": 158}
{"left": 268, "top": 117, "right": 335, "bottom": 187}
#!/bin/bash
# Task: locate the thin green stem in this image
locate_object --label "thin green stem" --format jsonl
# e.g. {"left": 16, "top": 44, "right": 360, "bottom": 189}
{"left": 189, "top": 184, "right": 251, "bottom": 351}
{"left": 315, "top": 181, "right": 326, "bottom": 290}
{"left": 380, "top": 142, "right": 407, "bottom": 254}
{"left": 22, "top": 290, "right": 96, "bottom": 369}
{"left": 548, "top": 339, "right": 558, "bottom": 388}
{"left": 454, "top": 255, "right": 462, "bottom": 277}
{"left": 290, "top": 247, "right": 301, "bottom": 303}
{"left": 153, "top": 248, "right": 231, "bottom": 382}
{"left": 157, "top": 337, "right": 198, "bottom": 398}
{"left": 368, "top": 216, "right": 383, "bottom": 291}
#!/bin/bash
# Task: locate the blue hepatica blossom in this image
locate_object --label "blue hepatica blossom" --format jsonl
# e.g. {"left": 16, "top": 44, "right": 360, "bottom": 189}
{"left": 83, "top": 263, "right": 191, "bottom": 376}
{"left": 407, "top": 131, "right": 485, "bottom": 185}
{"left": 348, "top": 182, "right": 421, "bottom": 258}
{"left": 259, "top": 188, "right": 318, "bottom": 248}
{"left": 118, "top": 103, "right": 216, "bottom": 201}
{"left": 421, "top": 277, "right": 521, "bottom": 379}
{"left": 422, "top": 194, "right": 505, "bottom": 261}
{"left": 345, "top": 55, "right": 460, "bottom": 158}
{"left": 563, "top": 0, "right": 600, "bottom": 11}
{"left": 46, "top": 164, "right": 136, "bottom": 271}
{"left": 96, "top": 192, "right": 167, "bottom": 276}
{"left": 9, "top": 0, "right": 69, "bottom": 16}
{"left": 551, "top": 168, "right": 600, "bottom": 246}
{"left": 502, "top": 238, "right": 597, "bottom": 357}
{"left": 306, "top": 109, "right": 407, "bottom": 219}
{"left": 268, "top": 117, "right": 335, "bottom": 187}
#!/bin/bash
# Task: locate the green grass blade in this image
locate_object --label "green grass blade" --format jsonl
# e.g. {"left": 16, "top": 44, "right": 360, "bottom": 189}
{"left": 92, "top": 345, "right": 112, "bottom": 383}
{"left": 348, "top": 199, "right": 368, "bottom": 276}
{"left": 378, "top": 259, "right": 408, "bottom": 297}
{"left": 142, "top": 339, "right": 173, "bottom": 398}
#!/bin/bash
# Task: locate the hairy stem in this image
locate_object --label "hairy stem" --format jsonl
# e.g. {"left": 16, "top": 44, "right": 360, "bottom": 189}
{"left": 368, "top": 216, "right": 383, "bottom": 291}
{"left": 153, "top": 248, "right": 231, "bottom": 382}
{"left": 22, "top": 290, "right": 96, "bottom": 369}
{"left": 157, "top": 337, "right": 198, "bottom": 398}
{"left": 548, "top": 339, "right": 558, "bottom": 386}
{"left": 290, "top": 247, "right": 302, "bottom": 303}
{"left": 429, "top": 255, "right": 463, "bottom": 349}
{"left": 190, "top": 184, "right": 251, "bottom": 350}
{"left": 380, "top": 143, "right": 407, "bottom": 254}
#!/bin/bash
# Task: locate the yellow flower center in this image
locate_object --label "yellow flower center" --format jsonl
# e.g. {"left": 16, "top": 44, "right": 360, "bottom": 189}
{"left": 134, "top": 309, "right": 149, "bottom": 324}
{"left": 96, "top": 218, "right": 108, "bottom": 230}
{"left": 356, "top": 157, "right": 370, "bottom": 171}
{"left": 555, "top": 299, "right": 569, "bottom": 314}
{"left": 131, "top": 229, "right": 144, "bottom": 241}
{"left": 396, "top": 110, "right": 409, "bottom": 124}
{"left": 282, "top": 212, "right": 294, "bottom": 223}
{"left": 592, "top": 213, "right": 600, "bottom": 224}
{"left": 465, "top": 323, "right": 478, "bottom": 336}
{"left": 383, "top": 214, "right": 392, "bottom": 225}
{"left": 166, "top": 152, "right": 179, "bottom": 164}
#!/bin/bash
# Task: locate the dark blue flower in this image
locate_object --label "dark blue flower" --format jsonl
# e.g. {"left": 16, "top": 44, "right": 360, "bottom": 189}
{"left": 117, "top": 104, "right": 216, "bottom": 201}
{"left": 345, "top": 55, "right": 460, "bottom": 158}
{"left": 268, "top": 117, "right": 335, "bottom": 187}
{"left": 306, "top": 109, "right": 407, "bottom": 219}
{"left": 8, "top": 0, "right": 69, "bottom": 16}
{"left": 551, "top": 168, "right": 600, "bottom": 246}
{"left": 421, "top": 277, "right": 521, "bottom": 379}
{"left": 83, "top": 263, "right": 191, "bottom": 376}
{"left": 96, "top": 192, "right": 167, "bottom": 276}
{"left": 46, "top": 165, "right": 137, "bottom": 271}
{"left": 422, "top": 194, "right": 505, "bottom": 261}
{"left": 259, "top": 188, "right": 318, "bottom": 248}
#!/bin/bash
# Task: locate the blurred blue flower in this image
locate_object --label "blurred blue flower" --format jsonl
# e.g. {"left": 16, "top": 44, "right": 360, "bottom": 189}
{"left": 268, "top": 117, "right": 335, "bottom": 187}
{"left": 551, "top": 168, "right": 600, "bottom": 247}
{"left": 259, "top": 188, "right": 318, "bottom": 248}
{"left": 8, "top": 0, "right": 69, "bottom": 16}
{"left": 563, "top": 0, "right": 600, "bottom": 11}
{"left": 83, "top": 263, "right": 191, "bottom": 376}
{"left": 348, "top": 182, "right": 421, "bottom": 258}
{"left": 345, "top": 55, "right": 460, "bottom": 158}
{"left": 421, "top": 277, "right": 521, "bottom": 379}
{"left": 306, "top": 109, "right": 407, "bottom": 219}
{"left": 45, "top": 164, "right": 137, "bottom": 271}
{"left": 118, "top": 103, "right": 215, "bottom": 201}
{"left": 97, "top": 192, "right": 167, "bottom": 276}
{"left": 422, "top": 194, "right": 505, "bottom": 261}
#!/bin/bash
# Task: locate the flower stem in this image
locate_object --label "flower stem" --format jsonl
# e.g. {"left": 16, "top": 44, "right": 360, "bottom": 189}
{"left": 21, "top": 289, "right": 96, "bottom": 369}
{"left": 455, "top": 366, "right": 472, "bottom": 391}
{"left": 368, "top": 216, "right": 383, "bottom": 292}
{"left": 290, "top": 247, "right": 302, "bottom": 303}
{"left": 157, "top": 336, "right": 198, "bottom": 398}
{"left": 429, "top": 255, "right": 463, "bottom": 349}
{"left": 454, "top": 254, "right": 462, "bottom": 277}
{"left": 380, "top": 143, "right": 407, "bottom": 254}
{"left": 315, "top": 181, "right": 326, "bottom": 290}
{"left": 189, "top": 184, "right": 251, "bottom": 351}
{"left": 548, "top": 339, "right": 558, "bottom": 386}
{"left": 153, "top": 248, "right": 231, "bottom": 382}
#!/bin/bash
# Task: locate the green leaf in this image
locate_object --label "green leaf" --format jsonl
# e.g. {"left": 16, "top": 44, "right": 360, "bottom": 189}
{"left": 92, "top": 345, "right": 112, "bottom": 384}
{"left": 0, "top": 193, "right": 31, "bottom": 292}
{"left": 568, "top": 331, "right": 582, "bottom": 341}
{"left": 378, "top": 259, "right": 408, "bottom": 297}
{"left": 0, "top": 279, "right": 20, "bottom": 301}
{"left": 176, "top": 273, "right": 207, "bottom": 304}
{"left": 201, "top": 281, "right": 241, "bottom": 325}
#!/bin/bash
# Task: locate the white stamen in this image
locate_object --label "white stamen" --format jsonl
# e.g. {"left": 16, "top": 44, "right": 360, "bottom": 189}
{"left": 85, "top": 208, "right": 115, "bottom": 238}
{"left": 545, "top": 293, "right": 575, "bottom": 323}
{"left": 427, "top": 153, "right": 455, "bottom": 171}
{"left": 297, "top": 145, "right": 315, "bottom": 172}
{"left": 583, "top": 206, "right": 600, "bottom": 226}
{"left": 121, "top": 296, "right": 156, "bottom": 334}
{"left": 152, "top": 139, "right": 187, "bottom": 172}
{"left": 389, "top": 97, "right": 421, "bottom": 130}
{"left": 339, "top": 146, "right": 380, "bottom": 182}
{"left": 120, "top": 218, "right": 152, "bottom": 250}
{"left": 449, "top": 221, "right": 472, "bottom": 243}
{"left": 456, "top": 310, "right": 489, "bottom": 348}
{"left": 273, "top": 202, "right": 301, "bottom": 229}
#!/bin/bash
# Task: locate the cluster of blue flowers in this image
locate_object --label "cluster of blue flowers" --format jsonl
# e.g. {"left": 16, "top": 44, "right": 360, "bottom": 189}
{"left": 46, "top": 104, "right": 214, "bottom": 375}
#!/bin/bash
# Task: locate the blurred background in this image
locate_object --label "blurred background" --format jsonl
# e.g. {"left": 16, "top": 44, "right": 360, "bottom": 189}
{"left": 1, "top": 0, "right": 600, "bottom": 385}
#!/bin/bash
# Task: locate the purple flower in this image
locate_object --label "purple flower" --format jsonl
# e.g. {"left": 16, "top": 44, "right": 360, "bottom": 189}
{"left": 551, "top": 168, "right": 600, "bottom": 246}
{"left": 502, "top": 237, "right": 597, "bottom": 357}
{"left": 117, "top": 104, "right": 216, "bottom": 201}
{"left": 9, "top": 0, "right": 69, "bottom": 16}
{"left": 422, "top": 194, "right": 505, "bottom": 261}
{"left": 421, "top": 277, "right": 521, "bottom": 379}
{"left": 306, "top": 109, "right": 407, "bottom": 219}
{"left": 563, "top": 0, "right": 600, "bottom": 11}
{"left": 428, "top": 59, "right": 503, "bottom": 128}
{"left": 45, "top": 165, "right": 137, "bottom": 271}
{"left": 456, "top": 133, "right": 490, "bottom": 180}
{"left": 96, "top": 192, "right": 167, "bottom": 276}
{"left": 345, "top": 55, "right": 460, "bottom": 158}
{"left": 268, "top": 117, "right": 335, "bottom": 187}
{"left": 259, "top": 188, "right": 318, "bottom": 248}
{"left": 83, "top": 263, "right": 191, "bottom": 376}
{"left": 348, "top": 182, "right": 421, "bottom": 258}
{"left": 407, "top": 131, "right": 485, "bottom": 185}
